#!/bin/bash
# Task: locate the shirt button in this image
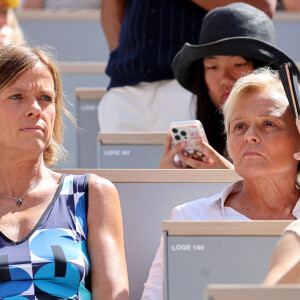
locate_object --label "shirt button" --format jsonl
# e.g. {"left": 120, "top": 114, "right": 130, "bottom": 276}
{"left": 147, "top": 38, "right": 154, "bottom": 45}
{"left": 150, "top": 8, "right": 156, "bottom": 14}
{"left": 146, "top": 68, "right": 152, "bottom": 74}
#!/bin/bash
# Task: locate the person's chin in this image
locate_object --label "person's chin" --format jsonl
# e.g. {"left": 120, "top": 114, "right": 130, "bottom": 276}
{"left": 236, "top": 162, "right": 268, "bottom": 178}
{"left": 21, "top": 138, "right": 47, "bottom": 151}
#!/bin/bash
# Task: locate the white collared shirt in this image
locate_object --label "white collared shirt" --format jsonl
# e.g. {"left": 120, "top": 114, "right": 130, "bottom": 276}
{"left": 141, "top": 181, "right": 300, "bottom": 300}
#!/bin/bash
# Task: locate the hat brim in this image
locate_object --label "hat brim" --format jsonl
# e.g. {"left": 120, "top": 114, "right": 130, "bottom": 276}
{"left": 173, "top": 37, "right": 300, "bottom": 93}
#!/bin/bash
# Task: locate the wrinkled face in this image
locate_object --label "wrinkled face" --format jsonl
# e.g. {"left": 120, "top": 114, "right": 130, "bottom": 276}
{"left": 227, "top": 88, "right": 300, "bottom": 179}
{"left": 203, "top": 55, "right": 254, "bottom": 109}
{"left": 0, "top": 62, "right": 56, "bottom": 159}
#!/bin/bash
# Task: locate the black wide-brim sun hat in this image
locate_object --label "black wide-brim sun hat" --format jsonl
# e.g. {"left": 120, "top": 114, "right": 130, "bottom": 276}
{"left": 173, "top": 2, "right": 300, "bottom": 93}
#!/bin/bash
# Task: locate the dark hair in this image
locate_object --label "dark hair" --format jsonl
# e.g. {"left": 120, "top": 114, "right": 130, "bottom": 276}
{"left": 194, "top": 61, "right": 226, "bottom": 155}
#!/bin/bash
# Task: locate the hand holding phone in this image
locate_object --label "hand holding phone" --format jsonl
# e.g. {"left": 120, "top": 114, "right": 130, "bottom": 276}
{"left": 169, "top": 120, "right": 208, "bottom": 166}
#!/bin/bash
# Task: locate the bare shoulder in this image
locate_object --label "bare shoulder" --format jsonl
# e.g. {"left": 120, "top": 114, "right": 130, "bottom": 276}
{"left": 88, "top": 173, "right": 118, "bottom": 197}
{"left": 87, "top": 173, "right": 120, "bottom": 213}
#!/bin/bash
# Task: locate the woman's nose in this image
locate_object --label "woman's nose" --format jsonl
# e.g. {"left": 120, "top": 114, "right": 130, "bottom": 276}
{"left": 220, "top": 68, "right": 235, "bottom": 87}
{"left": 244, "top": 125, "right": 260, "bottom": 143}
{"left": 26, "top": 99, "right": 42, "bottom": 117}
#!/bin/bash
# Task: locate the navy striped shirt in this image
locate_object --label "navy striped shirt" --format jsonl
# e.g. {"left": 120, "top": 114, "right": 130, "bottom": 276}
{"left": 106, "top": 0, "right": 206, "bottom": 89}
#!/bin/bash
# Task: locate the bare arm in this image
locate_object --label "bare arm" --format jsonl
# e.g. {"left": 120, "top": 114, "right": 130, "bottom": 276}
{"left": 22, "top": 0, "right": 44, "bottom": 9}
{"left": 87, "top": 174, "right": 129, "bottom": 299}
{"left": 264, "top": 230, "right": 300, "bottom": 285}
{"left": 190, "top": 0, "right": 276, "bottom": 18}
{"left": 101, "top": 0, "right": 127, "bottom": 52}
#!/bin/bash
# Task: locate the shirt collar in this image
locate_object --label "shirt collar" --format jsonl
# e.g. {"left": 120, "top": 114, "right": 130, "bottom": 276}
{"left": 292, "top": 198, "right": 300, "bottom": 219}
{"left": 207, "top": 181, "right": 243, "bottom": 216}
{"left": 210, "top": 180, "right": 300, "bottom": 219}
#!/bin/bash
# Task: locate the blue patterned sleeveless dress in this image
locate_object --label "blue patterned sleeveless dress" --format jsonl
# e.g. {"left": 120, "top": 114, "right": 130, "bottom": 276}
{"left": 0, "top": 174, "right": 92, "bottom": 299}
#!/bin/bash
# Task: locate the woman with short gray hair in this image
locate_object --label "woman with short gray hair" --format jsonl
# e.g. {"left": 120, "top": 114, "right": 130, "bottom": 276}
{"left": 143, "top": 67, "right": 300, "bottom": 299}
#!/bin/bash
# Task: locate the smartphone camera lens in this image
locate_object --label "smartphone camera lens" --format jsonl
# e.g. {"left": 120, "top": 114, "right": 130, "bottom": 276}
{"left": 175, "top": 135, "right": 181, "bottom": 141}
{"left": 181, "top": 131, "right": 187, "bottom": 139}
{"left": 172, "top": 128, "right": 178, "bottom": 133}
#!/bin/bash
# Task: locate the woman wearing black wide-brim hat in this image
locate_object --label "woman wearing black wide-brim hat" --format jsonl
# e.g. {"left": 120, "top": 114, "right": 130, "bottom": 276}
{"left": 159, "top": 2, "right": 300, "bottom": 169}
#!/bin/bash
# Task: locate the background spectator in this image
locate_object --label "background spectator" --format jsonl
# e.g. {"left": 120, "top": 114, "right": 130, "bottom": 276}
{"left": 98, "top": 0, "right": 276, "bottom": 133}
{"left": 0, "top": 0, "right": 23, "bottom": 47}
{"left": 159, "top": 3, "right": 299, "bottom": 169}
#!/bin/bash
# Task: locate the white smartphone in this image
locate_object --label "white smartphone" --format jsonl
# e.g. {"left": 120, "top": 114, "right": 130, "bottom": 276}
{"left": 169, "top": 120, "right": 208, "bottom": 163}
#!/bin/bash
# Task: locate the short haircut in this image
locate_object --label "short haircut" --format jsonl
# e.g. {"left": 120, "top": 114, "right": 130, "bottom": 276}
{"left": 223, "top": 67, "right": 286, "bottom": 134}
